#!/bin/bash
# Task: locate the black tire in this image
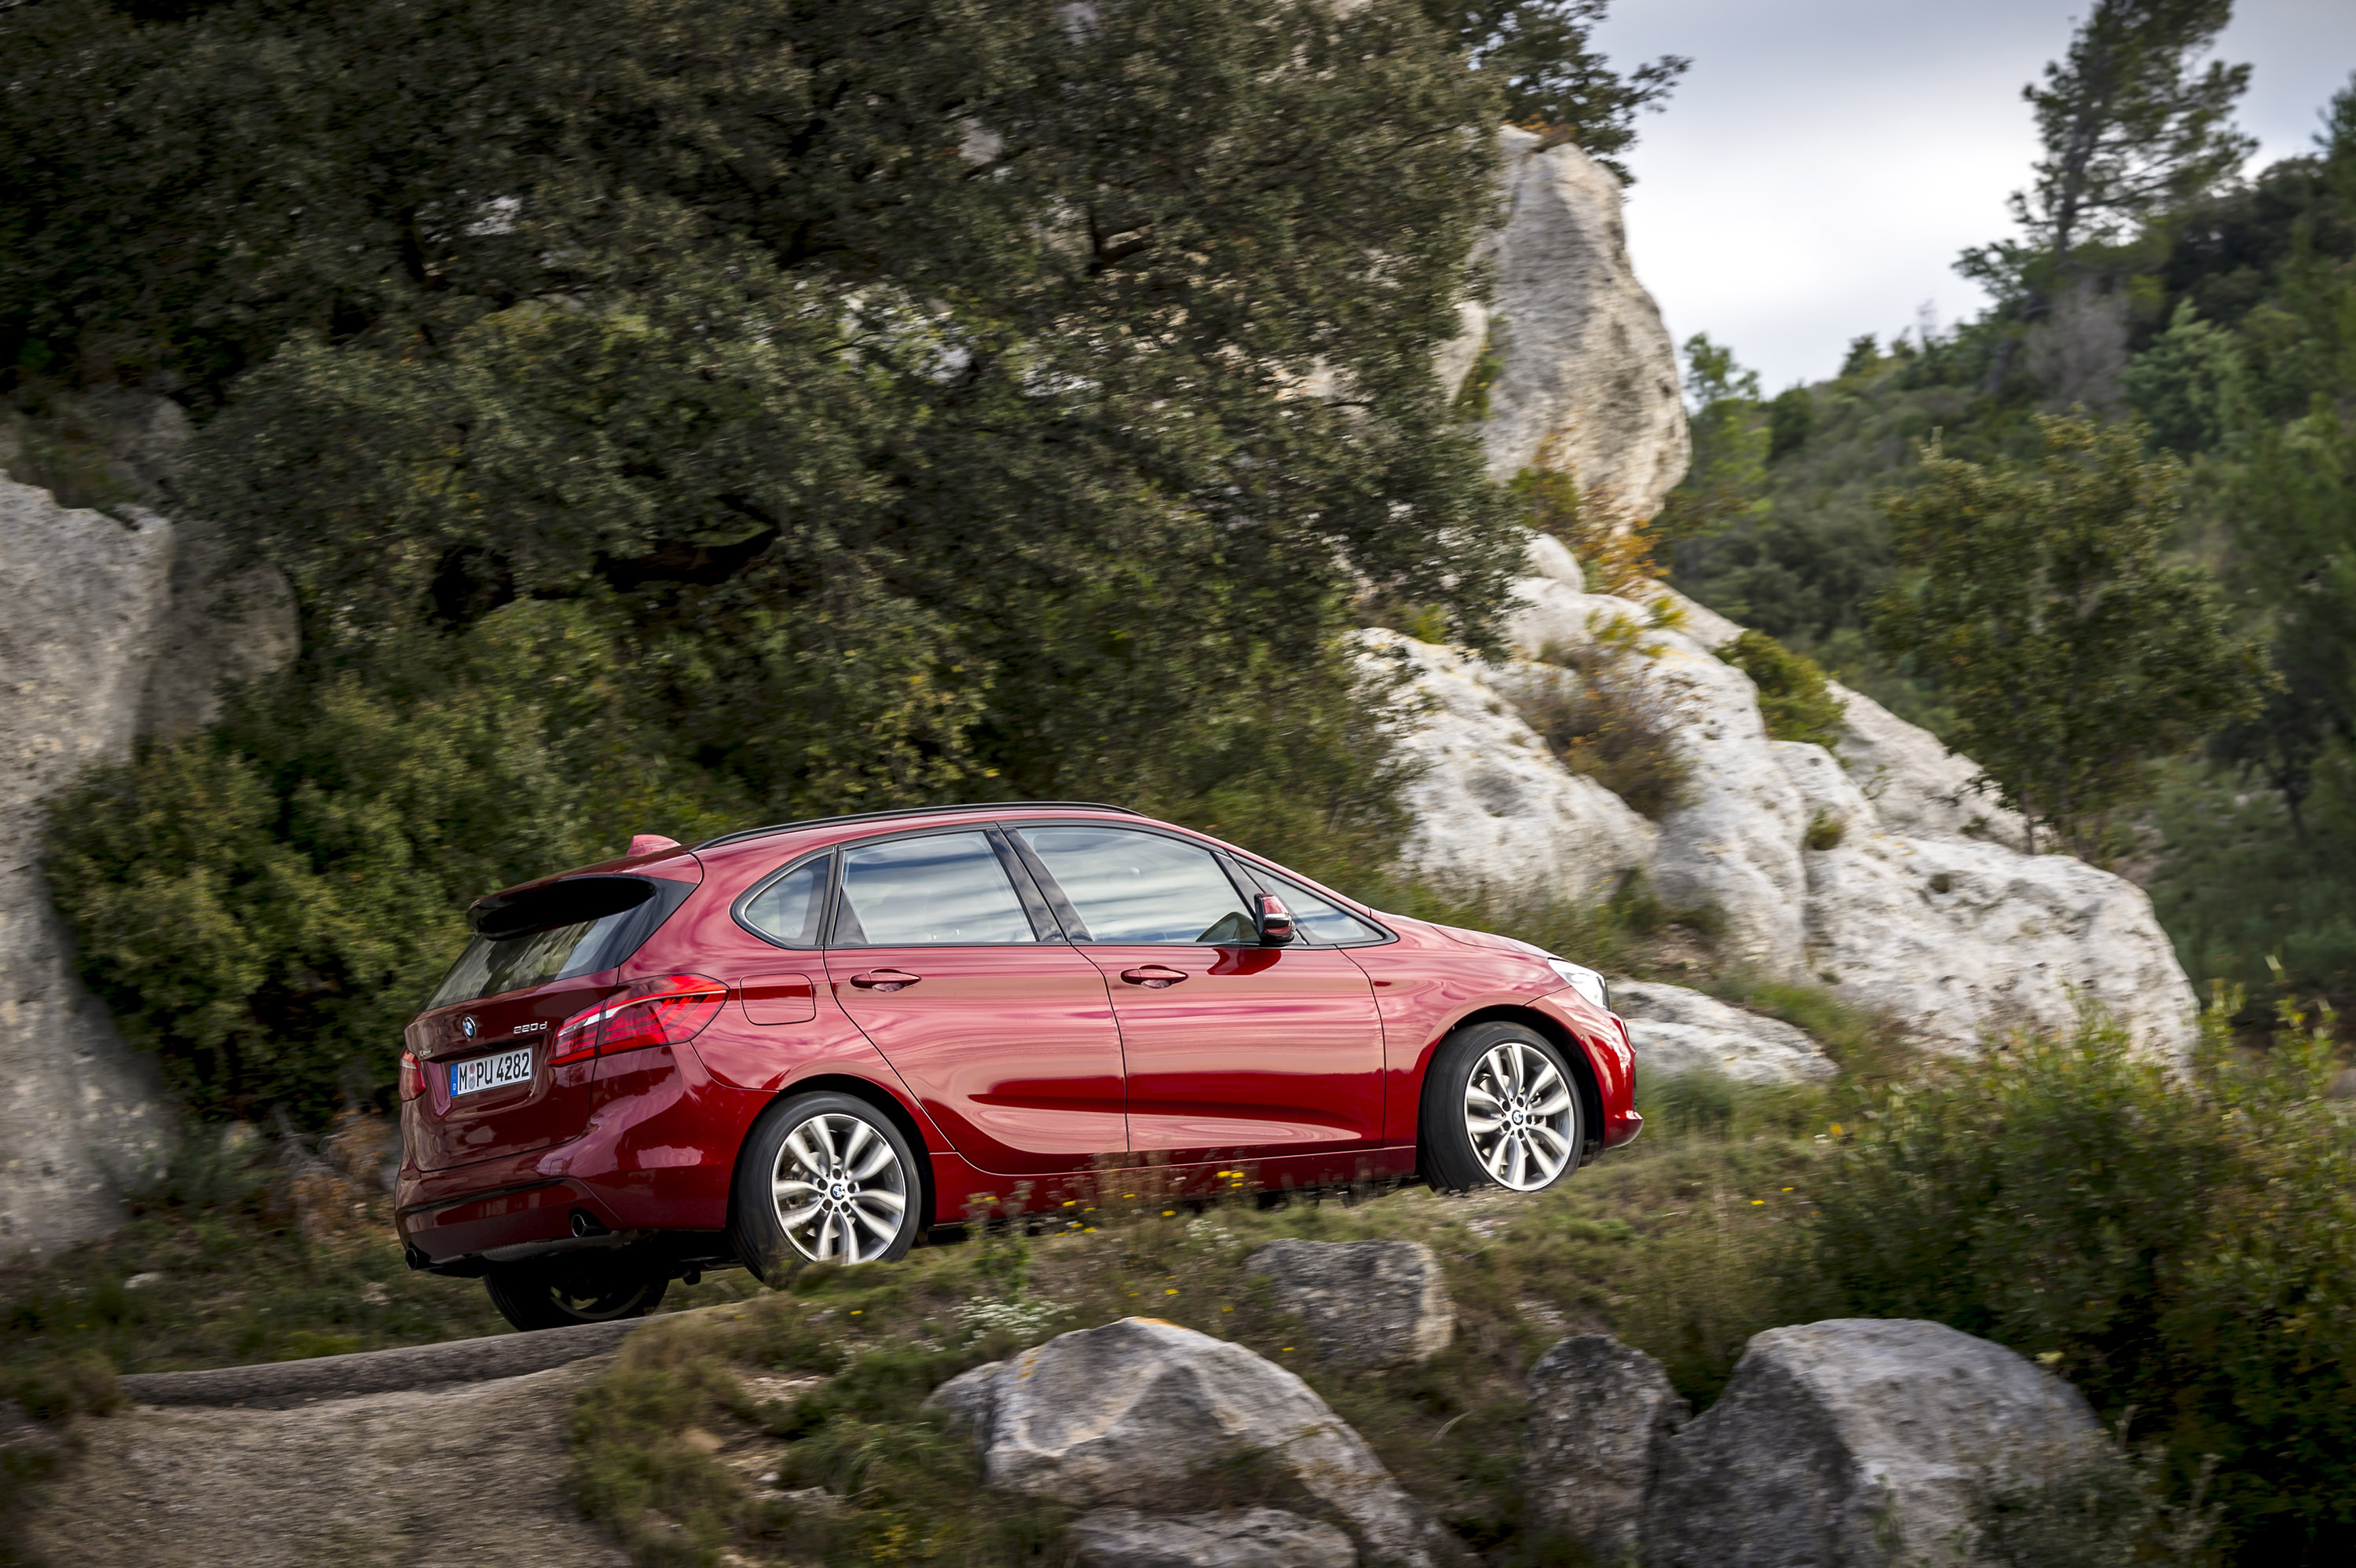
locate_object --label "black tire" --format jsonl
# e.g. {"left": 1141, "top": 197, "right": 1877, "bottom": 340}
{"left": 1418, "top": 1020, "right": 1587, "bottom": 1194}
{"left": 482, "top": 1253, "right": 669, "bottom": 1332}
{"left": 730, "top": 1091, "right": 922, "bottom": 1280}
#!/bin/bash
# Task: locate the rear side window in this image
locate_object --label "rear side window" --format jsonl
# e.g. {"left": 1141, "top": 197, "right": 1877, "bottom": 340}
{"left": 1015, "top": 825, "right": 1254, "bottom": 944}
{"left": 741, "top": 856, "right": 830, "bottom": 947}
{"left": 430, "top": 875, "right": 692, "bottom": 1007}
{"left": 834, "top": 831, "right": 1040, "bottom": 945}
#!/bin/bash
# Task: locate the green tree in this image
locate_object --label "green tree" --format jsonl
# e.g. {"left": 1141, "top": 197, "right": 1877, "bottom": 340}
{"left": 9, "top": 0, "right": 1522, "bottom": 1115}
{"left": 1872, "top": 415, "right": 2267, "bottom": 857}
{"left": 1963, "top": 0, "right": 2254, "bottom": 386}
{"left": 1417, "top": 0, "right": 1685, "bottom": 177}
{"left": 1655, "top": 332, "right": 1768, "bottom": 543}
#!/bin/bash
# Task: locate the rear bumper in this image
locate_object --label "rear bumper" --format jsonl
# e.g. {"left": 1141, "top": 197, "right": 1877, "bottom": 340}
{"left": 393, "top": 1043, "right": 766, "bottom": 1268}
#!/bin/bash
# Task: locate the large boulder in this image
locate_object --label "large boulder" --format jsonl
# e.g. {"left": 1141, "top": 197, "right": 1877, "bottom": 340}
{"left": 1380, "top": 572, "right": 2201, "bottom": 1058}
{"left": 1520, "top": 1335, "right": 1686, "bottom": 1559}
{"left": 1612, "top": 983, "right": 1833, "bottom": 1085}
{"left": 0, "top": 477, "right": 177, "bottom": 1256}
{"left": 1440, "top": 129, "right": 1689, "bottom": 518}
{"left": 924, "top": 1317, "right": 1454, "bottom": 1567}
{"left": 1645, "top": 1318, "right": 2102, "bottom": 1568}
{"left": 1246, "top": 1239, "right": 1454, "bottom": 1368}
{"left": 1362, "top": 629, "right": 1653, "bottom": 908}
{"left": 1070, "top": 1508, "right": 1356, "bottom": 1568}
{"left": 0, "top": 463, "right": 300, "bottom": 1257}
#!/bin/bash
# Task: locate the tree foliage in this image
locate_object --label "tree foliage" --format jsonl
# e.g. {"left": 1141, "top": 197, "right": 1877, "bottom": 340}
{"left": 1872, "top": 415, "right": 2266, "bottom": 857}
{"left": 1417, "top": 0, "right": 1685, "bottom": 178}
{"left": 7, "top": 0, "right": 1527, "bottom": 1115}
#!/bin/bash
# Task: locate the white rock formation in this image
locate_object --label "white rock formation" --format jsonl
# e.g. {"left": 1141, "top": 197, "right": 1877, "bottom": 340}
{"left": 1645, "top": 1318, "right": 2103, "bottom": 1568}
{"left": 0, "top": 471, "right": 298, "bottom": 1256}
{"left": 1612, "top": 982, "right": 1834, "bottom": 1085}
{"left": 1374, "top": 565, "right": 2201, "bottom": 1057}
{"left": 927, "top": 1317, "right": 1455, "bottom": 1567}
{"left": 1070, "top": 1508, "right": 1357, "bottom": 1568}
{"left": 1520, "top": 1334, "right": 1688, "bottom": 1559}
{"left": 1364, "top": 629, "right": 1653, "bottom": 907}
{"left": 1439, "top": 129, "right": 1689, "bottom": 519}
{"left": 1246, "top": 1239, "right": 1455, "bottom": 1368}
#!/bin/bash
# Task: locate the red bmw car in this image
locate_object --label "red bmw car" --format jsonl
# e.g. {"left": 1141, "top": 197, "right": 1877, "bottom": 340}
{"left": 393, "top": 802, "right": 1639, "bottom": 1329}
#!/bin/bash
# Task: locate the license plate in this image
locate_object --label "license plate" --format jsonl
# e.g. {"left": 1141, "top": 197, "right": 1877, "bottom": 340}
{"left": 448, "top": 1046, "right": 534, "bottom": 1097}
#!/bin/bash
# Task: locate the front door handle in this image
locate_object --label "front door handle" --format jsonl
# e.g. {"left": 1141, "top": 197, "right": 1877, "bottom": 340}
{"left": 1120, "top": 965, "right": 1188, "bottom": 989}
{"left": 849, "top": 969, "right": 922, "bottom": 992}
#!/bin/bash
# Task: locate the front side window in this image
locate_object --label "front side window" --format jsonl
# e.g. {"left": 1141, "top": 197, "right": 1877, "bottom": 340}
{"left": 1016, "top": 826, "right": 1253, "bottom": 944}
{"left": 1247, "top": 868, "right": 1390, "bottom": 946}
{"left": 834, "top": 831, "right": 1040, "bottom": 945}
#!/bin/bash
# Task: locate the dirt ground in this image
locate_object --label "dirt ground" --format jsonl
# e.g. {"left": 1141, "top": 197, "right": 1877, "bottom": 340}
{"left": 19, "top": 1358, "right": 631, "bottom": 1568}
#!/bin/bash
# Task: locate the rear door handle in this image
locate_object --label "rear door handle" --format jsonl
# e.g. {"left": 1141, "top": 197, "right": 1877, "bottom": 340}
{"left": 1120, "top": 966, "right": 1188, "bottom": 989}
{"left": 849, "top": 969, "right": 922, "bottom": 992}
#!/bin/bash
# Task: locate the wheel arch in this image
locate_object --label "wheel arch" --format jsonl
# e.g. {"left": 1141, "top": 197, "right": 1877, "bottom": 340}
{"left": 727, "top": 1073, "right": 940, "bottom": 1241}
{"left": 1429, "top": 1004, "right": 1607, "bottom": 1165}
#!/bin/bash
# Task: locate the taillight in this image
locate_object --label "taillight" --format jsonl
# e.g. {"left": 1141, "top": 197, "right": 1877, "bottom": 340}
{"left": 398, "top": 1051, "right": 424, "bottom": 1100}
{"left": 550, "top": 974, "right": 726, "bottom": 1065}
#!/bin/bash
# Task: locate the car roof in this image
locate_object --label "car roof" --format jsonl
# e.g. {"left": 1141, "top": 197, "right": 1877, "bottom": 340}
{"left": 693, "top": 801, "right": 1138, "bottom": 851}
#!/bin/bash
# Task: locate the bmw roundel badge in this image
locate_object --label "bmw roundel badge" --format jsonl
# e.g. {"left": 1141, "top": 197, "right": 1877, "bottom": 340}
{"left": 461, "top": 1015, "right": 477, "bottom": 1039}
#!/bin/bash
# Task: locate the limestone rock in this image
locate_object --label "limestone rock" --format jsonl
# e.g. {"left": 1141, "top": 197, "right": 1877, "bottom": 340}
{"left": 0, "top": 451, "right": 301, "bottom": 1257}
{"left": 1359, "top": 628, "right": 1654, "bottom": 906}
{"left": 1612, "top": 982, "right": 1834, "bottom": 1086}
{"left": 1070, "top": 1508, "right": 1357, "bottom": 1568}
{"left": 1829, "top": 682, "right": 2025, "bottom": 850}
{"left": 924, "top": 1317, "right": 1453, "bottom": 1567}
{"left": 1246, "top": 1239, "right": 1454, "bottom": 1367}
{"left": 137, "top": 510, "right": 298, "bottom": 740}
{"left": 0, "top": 477, "right": 175, "bottom": 1257}
{"left": 1646, "top": 1318, "right": 2102, "bottom": 1568}
{"left": 1443, "top": 130, "right": 1688, "bottom": 518}
{"left": 1389, "top": 572, "right": 2201, "bottom": 1058}
{"left": 1520, "top": 1335, "right": 1687, "bottom": 1559}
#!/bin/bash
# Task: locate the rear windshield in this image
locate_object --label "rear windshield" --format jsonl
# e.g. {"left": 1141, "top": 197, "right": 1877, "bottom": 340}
{"left": 428, "top": 875, "right": 692, "bottom": 1008}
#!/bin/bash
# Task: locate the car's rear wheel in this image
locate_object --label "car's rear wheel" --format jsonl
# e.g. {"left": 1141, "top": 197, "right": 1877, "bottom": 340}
{"left": 730, "top": 1091, "right": 920, "bottom": 1278}
{"left": 482, "top": 1253, "right": 670, "bottom": 1331}
{"left": 1419, "top": 1021, "right": 1586, "bottom": 1193}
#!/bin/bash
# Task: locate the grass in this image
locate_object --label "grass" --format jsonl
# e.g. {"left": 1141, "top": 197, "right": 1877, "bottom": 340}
{"left": 564, "top": 1075, "right": 1842, "bottom": 1567}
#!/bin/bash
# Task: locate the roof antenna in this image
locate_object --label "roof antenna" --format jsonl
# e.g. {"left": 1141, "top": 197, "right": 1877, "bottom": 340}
{"left": 627, "top": 834, "right": 683, "bottom": 857}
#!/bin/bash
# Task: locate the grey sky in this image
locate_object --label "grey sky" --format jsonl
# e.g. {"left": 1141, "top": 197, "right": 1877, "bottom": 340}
{"left": 1586, "top": 1, "right": 2356, "bottom": 392}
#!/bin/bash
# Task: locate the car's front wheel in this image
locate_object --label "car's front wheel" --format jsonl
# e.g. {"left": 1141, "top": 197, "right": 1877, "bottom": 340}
{"left": 482, "top": 1253, "right": 670, "bottom": 1331}
{"left": 730, "top": 1090, "right": 921, "bottom": 1278}
{"left": 1419, "top": 1021, "right": 1586, "bottom": 1193}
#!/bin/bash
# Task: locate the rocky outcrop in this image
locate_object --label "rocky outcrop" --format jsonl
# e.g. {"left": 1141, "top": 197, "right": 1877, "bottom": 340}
{"left": 1071, "top": 1508, "right": 1357, "bottom": 1568}
{"left": 1612, "top": 982, "right": 1835, "bottom": 1085}
{"left": 1520, "top": 1335, "right": 1687, "bottom": 1559}
{"left": 1370, "top": 569, "right": 2201, "bottom": 1058}
{"left": 1246, "top": 1239, "right": 1455, "bottom": 1368}
{"left": 1645, "top": 1318, "right": 2102, "bottom": 1568}
{"left": 1438, "top": 129, "right": 1688, "bottom": 519}
{"left": 0, "top": 464, "right": 298, "bottom": 1257}
{"left": 926, "top": 1317, "right": 1454, "bottom": 1567}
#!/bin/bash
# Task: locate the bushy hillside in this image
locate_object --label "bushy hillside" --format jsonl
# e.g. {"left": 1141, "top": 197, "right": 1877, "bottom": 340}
{"left": 1663, "top": 73, "right": 2356, "bottom": 1016}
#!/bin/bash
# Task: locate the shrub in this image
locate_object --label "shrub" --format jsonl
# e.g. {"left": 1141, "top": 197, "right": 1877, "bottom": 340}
{"left": 1511, "top": 659, "right": 1691, "bottom": 819}
{"left": 1809, "top": 999, "right": 2356, "bottom": 1562}
{"left": 1718, "top": 627, "right": 1846, "bottom": 749}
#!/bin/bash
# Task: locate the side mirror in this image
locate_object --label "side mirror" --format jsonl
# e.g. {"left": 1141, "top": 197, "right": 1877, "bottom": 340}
{"left": 1255, "top": 893, "right": 1296, "bottom": 946}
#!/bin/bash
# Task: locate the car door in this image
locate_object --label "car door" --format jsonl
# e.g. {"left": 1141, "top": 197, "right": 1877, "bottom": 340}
{"left": 822, "top": 827, "right": 1129, "bottom": 1176}
{"left": 1009, "top": 823, "right": 1385, "bottom": 1163}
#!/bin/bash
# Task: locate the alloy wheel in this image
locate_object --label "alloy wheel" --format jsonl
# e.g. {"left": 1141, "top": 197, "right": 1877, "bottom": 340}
{"left": 1462, "top": 1039, "right": 1576, "bottom": 1190}
{"left": 770, "top": 1112, "right": 910, "bottom": 1263}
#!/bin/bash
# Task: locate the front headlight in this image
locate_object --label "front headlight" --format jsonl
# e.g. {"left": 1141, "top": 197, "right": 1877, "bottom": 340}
{"left": 1546, "top": 957, "right": 1610, "bottom": 1012}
